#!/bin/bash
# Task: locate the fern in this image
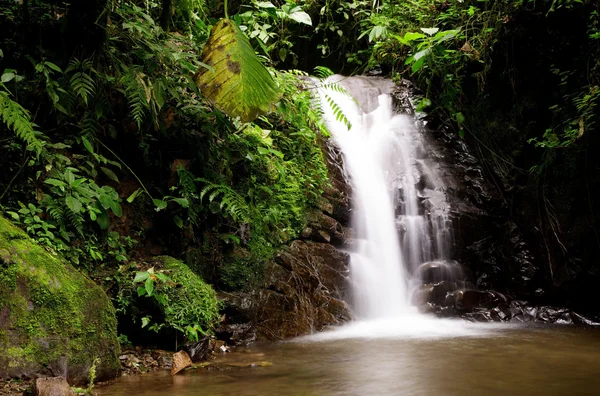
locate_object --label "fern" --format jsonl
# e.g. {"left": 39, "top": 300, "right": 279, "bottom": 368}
{"left": 121, "top": 70, "right": 150, "bottom": 128}
{"left": 319, "top": 81, "right": 353, "bottom": 96}
{"left": 198, "top": 179, "right": 251, "bottom": 223}
{"left": 325, "top": 93, "right": 353, "bottom": 130}
{"left": 81, "top": 111, "right": 99, "bottom": 136}
{"left": 46, "top": 201, "right": 65, "bottom": 224}
{"left": 313, "top": 66, "right": 335, "bottom": 79}
{"left": 177, "top": 167, "right": 197, "bottom": 195}
{"left": 66, "top": 58, "right": 96, "bottom": 105}
{"left": 66, "top": 208, "right": 85, "bottom": 237}
{"left": 0, "top": 90, "right": 44, "bottom": 154}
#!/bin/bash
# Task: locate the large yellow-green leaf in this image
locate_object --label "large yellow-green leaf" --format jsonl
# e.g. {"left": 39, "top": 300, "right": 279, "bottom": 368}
{"left": 195, "top": 19, "right": 279, "bottom": 122}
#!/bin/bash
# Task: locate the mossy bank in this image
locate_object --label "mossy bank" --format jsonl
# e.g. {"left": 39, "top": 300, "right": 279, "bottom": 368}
{"left": 0, "top": 216, "right": 120, "bottom": 385}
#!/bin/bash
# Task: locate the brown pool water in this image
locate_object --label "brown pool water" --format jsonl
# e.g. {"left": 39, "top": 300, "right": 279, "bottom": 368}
{"left": 97, "top": 324, "right": 600, "bottom": 396}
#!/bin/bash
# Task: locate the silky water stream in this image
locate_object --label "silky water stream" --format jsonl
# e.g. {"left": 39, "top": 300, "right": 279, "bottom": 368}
{"left": 98, "top": 77, "right": 600, "bottom": 395}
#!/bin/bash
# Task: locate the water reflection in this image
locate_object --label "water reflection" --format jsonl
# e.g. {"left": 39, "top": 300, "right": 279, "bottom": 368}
{"left": 98, "top": 326, "right": 600, "bottom": 396}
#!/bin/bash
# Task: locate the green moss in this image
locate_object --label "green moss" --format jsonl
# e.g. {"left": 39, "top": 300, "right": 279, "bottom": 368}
{"left": 0, "top": 216, "right": 120, "bottom": 384}
{"left": 220, "top": 245, "right": 268, "bottom": 291}
{"left": 154, "top": 256, "right": 221, "bottom": 335}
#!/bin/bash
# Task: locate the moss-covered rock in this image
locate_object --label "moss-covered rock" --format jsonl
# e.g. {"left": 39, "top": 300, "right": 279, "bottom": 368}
{"left": 0, "top": 216, "right": 120, "bottom": 385}
{"left": 154, "top": 256, "right": 221, "bottom": 335}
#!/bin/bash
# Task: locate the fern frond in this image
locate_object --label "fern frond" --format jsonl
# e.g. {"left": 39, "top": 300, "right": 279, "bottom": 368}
{"left": 0, "top": 90, "right": 44, "bottom": 154}
{"left": 70, "top": 72, "right": 96, "bottom": 105}
{"left": 66, "top": 208, "right": 85, "bottom": 236}
{"left": 81, "top": 111, "right": 99, "bottom": 136}
{"left": 66, "top": 57, "right": 96, "bottom": 105}
{"left": 313, "top": 66, "right": 335, "bottom": 79}
{"left": 285, "top": 69, "right": 310, "bottom": 76}
{"left": 325, "top": 93, "right": 352, "bottom": 130}
{"left": 198, "top": 178, "right": 251, "bottom": 223}
{"left": 320, "top": 82, "right": 353, "bottom": 97}
{"left": 121, "top": 70, "right": 150, "bottom": 128}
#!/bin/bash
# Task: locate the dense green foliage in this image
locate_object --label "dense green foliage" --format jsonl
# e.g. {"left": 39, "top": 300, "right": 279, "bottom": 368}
{"left": 0, "top": 0, "right": 331, "bottom": 343}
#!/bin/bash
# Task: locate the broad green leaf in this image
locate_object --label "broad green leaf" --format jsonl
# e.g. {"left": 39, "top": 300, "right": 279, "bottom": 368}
{"left": 173, "top": 215, "right": 184, "bottom": 229}
{"left": 65, "top": 195, "right": 82, "bottom": 213}
{"left": 45, "top": 62, "right": 62, "bottom": 73}
{"left": 101, "top": 167, "right": 119, "bottom": 183}
{"left": 81, "top": 136, "right": 94, "bottom": 154}
{"left": 415, "top": 98, "right": 432, "bottom": 112}
{"left": 98, "top": 193, "right": 113, "bottom": 210}
{"left": 421, "top": 27, "right": 439, "bottom": 36}
{"left": 288, "top": 9, "right": 312, "bottom": 25}
{"left": 195, "top": 19, "right": 279, "bottom": 122}
{"left": 434, "top": 29, "right": 460, "bottom": 43}
{"left": 172, "top": 197, "right": 189, "bottom": 208}
{"left": 109, "top": 200, "right": 123, "bottom": 217}
{"left": 134, "top": 271, "right": 151, "bottom": 283}
{"left": 256, "top": 1, "right": 276, "bottom": 8}
{"left": 141, "top": 316, "right": 151, "bottom": 327}
{"left": 155, "top": 272, "right": 169, "bottom": 282}
{"left": 1, "top": 72, "right": 15, "bottom": 83}
{"left": 404, "top": 32, "right": 425, "bottom": 42}
{"left": 411, "top": 57, "right": 426, "bottom": 73}
{"left": 6, "top": 211, "right": 19, "bottom": 221}
{"left": 455, "top": 112, "right": 465, "bottom": 124}
{"left": 64, "top": 170, "right": 75, "bottom": 186}
{"left": 97, "top": 211, "right": 109, "bottom": 229}
{"left": 44, "top": 178, "right": 67, "bottom": 188}
{"left": 153, "top": 199, "right": 167, "bottom": 211}
{"left": 414, "top": 47, "right": 432, "bottom": 61}
{"left": 145, "top": 277, "right": 154, "bottom": 296}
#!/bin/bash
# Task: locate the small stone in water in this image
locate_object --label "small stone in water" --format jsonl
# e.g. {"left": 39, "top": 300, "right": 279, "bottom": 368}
{"left": 170, "top": 350, "right": 193, "bottom": 375}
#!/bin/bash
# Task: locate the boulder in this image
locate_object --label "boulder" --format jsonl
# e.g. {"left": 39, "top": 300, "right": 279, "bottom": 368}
{"left": 183, "top": 337, "right": 210, "bottom": 362}
{"left": 0, "top": 216, "right": 120, "bottom": 385}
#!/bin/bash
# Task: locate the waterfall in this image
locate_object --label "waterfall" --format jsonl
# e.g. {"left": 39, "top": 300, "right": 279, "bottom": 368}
{"left": 316, "top": 75, "right": 453, "bottom": 320}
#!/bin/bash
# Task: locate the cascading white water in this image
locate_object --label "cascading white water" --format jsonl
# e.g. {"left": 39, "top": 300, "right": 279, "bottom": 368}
{"left": 307, "top": 76, "right": 509, "bottom": 340}
{"left": 316, "top": 76, "right": 453, "bottom": 319}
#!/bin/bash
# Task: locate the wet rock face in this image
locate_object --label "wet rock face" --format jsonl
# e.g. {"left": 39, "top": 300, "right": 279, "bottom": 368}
{"left": 416, "top": 280, "right": 598, "bottom": 325}
{"left": 392, "top": 81, "right": 540, "bottom": 300}
{"left": 183, "top": 337, "right": 210, "bottom": 362}
{"left": 217, "top": 139, "right": 352, "bottom": 344}
{"left": 218, "top": 241, "right": 351, "bottom": 343}
{"left": 217, "top": 241, "right": 350, "bottom": 344}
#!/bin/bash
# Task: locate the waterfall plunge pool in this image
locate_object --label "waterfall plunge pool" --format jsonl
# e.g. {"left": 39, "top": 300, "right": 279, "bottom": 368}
{"left": 98, "top": 324, "right": 600, "bottom": 395}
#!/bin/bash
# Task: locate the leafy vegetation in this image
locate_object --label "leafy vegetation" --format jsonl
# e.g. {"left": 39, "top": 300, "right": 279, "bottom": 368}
{"left": 0, "top": 0, "right": 333, "bottom": 344}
